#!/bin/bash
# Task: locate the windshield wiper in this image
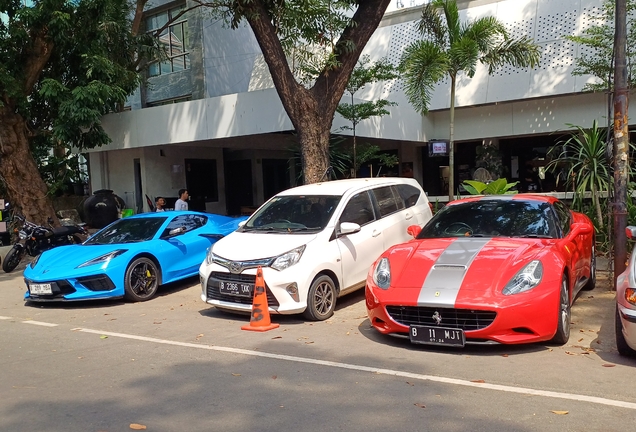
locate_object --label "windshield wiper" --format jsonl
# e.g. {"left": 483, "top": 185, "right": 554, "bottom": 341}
{"left": 518, "top": 234, "right": 554, "bottom": 239}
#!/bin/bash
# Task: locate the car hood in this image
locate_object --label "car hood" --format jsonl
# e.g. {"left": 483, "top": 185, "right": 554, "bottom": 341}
{"left": 389, "top": 237, "right": 558, "bottom": 292}
{"left": 26, "top": 244, "right": 132, "bottom": 275}
{"left": 212, "top": 230, "right": 320, "bottom": 260}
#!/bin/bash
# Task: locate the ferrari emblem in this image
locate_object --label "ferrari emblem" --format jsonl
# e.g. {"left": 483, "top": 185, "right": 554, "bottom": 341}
{"left": 432, "top": 311, "right": 442, "bottom": 325}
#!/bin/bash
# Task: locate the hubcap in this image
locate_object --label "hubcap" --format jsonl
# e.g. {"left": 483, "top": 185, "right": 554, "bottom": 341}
{"left": 314, "top": 281, "right": 334, "bottom": 316}
{"left": 131, "top": 262, "right": 157, "bottom": 297}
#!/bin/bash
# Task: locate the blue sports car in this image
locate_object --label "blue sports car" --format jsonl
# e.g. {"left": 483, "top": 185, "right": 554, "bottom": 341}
{"left": 24, "top": 211, "right": 247, "bottom": 302}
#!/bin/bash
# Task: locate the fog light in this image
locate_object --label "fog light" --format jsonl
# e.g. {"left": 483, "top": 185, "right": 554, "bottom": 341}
{"left": 286, "top": 283, "right": 299, "bottom": 302}
{"left": 626, "top": 288, "right": 636, "bottom": 306}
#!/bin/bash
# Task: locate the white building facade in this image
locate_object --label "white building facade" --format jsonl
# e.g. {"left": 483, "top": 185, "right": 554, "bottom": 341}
{"left": 91, "top": 0, "right": 620, "bottom": 214}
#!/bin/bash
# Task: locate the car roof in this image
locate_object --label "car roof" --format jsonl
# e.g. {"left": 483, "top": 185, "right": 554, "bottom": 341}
{"left": 274, "top": 177, "right": 420, "bottom": 196}
{"left": 448, "top": 193, "right": 558, "bottom": 206}
{"left": 126, "top": 210, "right": 207, "bottom": 219}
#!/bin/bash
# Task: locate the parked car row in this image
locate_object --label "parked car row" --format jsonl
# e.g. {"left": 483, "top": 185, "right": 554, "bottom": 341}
{"left": 21, "top": 177, "right": 633, "bottom": 355}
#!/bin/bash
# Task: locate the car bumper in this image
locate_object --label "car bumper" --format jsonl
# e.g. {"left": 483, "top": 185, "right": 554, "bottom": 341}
{"left": 23, "top": 266, "right": 127, "bottom": 302}
{"left": 617, "top": 304, "right": 636, "bottom": 350}
{"left": 365, "top": 282, "right": 560, "bottom": 345}
{"left": 199, "top": 262, "right": 318, "bottom": 315}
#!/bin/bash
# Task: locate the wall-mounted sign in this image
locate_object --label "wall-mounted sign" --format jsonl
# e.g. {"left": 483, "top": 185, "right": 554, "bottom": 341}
{"left": 428, "top": 140, "right": 448, "bottom": 157}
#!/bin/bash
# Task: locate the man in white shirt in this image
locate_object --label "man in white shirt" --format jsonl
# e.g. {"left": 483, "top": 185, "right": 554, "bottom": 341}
{"left": 175, "top": 189, "right": 189, "bottom": 211}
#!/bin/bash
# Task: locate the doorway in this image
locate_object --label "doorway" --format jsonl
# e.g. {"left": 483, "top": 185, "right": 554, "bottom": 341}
{"left": 225, "top": 159, "right": 253, "bottom": 216}
{"left": 262, "top": 159, "right": 290, "bottom": 200}
{"left": 185, "top": 159, "right": 218, "bottom": 212}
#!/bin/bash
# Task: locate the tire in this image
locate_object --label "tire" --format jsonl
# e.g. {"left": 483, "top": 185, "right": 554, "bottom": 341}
{"left": 303, "top": 275, "right": 337, "bottom": 321}
{"left": 582, "top": 243, "right": 596, "bottom": 291}
{"left": 551, "top": 275, "right": 571, "bottom": 345}
{"left": 3, "top": 245, "right": 25, "bottom": 273}
{"left": 615, "top": 305, "right": 636, "bottom": 357}
{"left": 123, "top": 257, "right": 160, "bottom": 302}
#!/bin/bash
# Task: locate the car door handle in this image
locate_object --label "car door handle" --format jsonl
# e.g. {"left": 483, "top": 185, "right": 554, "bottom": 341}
{"left": 372, "top": 230, "right": 381, "bottom": 237}
{"left": 405, "top": 212, "right": 413, "bottom": 220}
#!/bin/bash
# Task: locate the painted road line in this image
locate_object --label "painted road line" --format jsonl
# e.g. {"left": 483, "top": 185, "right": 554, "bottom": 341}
{"left": 74, "top": 327, "right": 636, "bottom": 411}
{"left": 22, "top": 320, "right": 59, "bottom": 327}
{"left": 0, "top": 316, "right": 12, "bottom": 320}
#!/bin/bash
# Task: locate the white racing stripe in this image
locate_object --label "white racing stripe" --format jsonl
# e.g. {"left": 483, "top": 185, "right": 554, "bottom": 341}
{"left": 22, "top": 320, "right": 59, "bottom": 327}
{"left": 417, "top": 238, "right": 490, "bottom": 307}
{"left": 74, "top": 327, "right": 636, "bottom": 411}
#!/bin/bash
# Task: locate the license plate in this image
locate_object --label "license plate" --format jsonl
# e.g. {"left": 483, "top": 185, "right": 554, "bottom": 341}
{"left": 29, "top": 283, "right": 52, "bottom": 295}
{"left": 219, "top": 281, "right": 253, "bottom": 297}
{"left": 409, "top": 325, "right": 465, "bottom": 347}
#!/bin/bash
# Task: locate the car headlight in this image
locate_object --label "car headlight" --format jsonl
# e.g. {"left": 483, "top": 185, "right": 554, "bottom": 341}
{"left": 205, "top": 247, "right": 215, "bottom": 265}
{"left": 502, "top": 260, "right": 543, "bottom": 295}
{"left": 270, "top": 245, "right": 305, "bottom": 271}
{"left": 30, "top": 253, "right": 42, "bottom": 269}
{"left": 76, "top": 250, "right": 128, "bottom": 268}
{"left": 373, "top": 257, "right": 391, "bottom": 290}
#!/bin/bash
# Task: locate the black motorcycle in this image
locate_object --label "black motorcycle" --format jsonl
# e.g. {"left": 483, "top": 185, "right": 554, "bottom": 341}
{"left": 2, "top": 215, "right": 87, "bottom": 273}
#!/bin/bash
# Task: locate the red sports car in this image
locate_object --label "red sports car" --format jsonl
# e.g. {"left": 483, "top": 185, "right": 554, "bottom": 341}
{"left": 365, "top": 194, "right": 595, "bottom": 347}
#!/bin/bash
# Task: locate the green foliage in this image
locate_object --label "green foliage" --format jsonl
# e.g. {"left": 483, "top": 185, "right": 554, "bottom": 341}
{"left": 566, "top": 0, "right": 636, "bottom": 92}
{"left": 546, "top": 121, "right": 611, "bottom": 228}
{"left": 462, "top": 178, "right": 518, "bottom": 195}
{"left": 1, "top": 0, "right": 143, "bottom": 152}
{"left": 224, "top": 0, "right": 359, "bottom": 85}
{"left": 335, "top": 55, "right": 398, "bottom": 174}
{"left": 399, "top": 0, "right": 540, "bottom": 115}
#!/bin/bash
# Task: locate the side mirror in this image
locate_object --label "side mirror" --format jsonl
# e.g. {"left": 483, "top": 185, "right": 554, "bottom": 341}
{"left": 168, "top": 226, "right": 186, "bottom": 236}
{"left": 407, "top": 225, "right": 422, "bottom": 238}
{"left": 339, "top": 222, "right": 361, "bottom": 236}
{"left": 626, "top": 226, "right": 636, "bottom": 240}
{"left": 570, "top": 223, "right": 593, "bottom": 237}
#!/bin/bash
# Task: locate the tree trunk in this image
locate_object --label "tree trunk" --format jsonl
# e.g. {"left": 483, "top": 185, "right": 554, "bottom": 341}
{"left": 0, "top": 108, "right": 59, "bottom": 226}
{"left": 297, "top": 110, "right": 332, "bottom": 184}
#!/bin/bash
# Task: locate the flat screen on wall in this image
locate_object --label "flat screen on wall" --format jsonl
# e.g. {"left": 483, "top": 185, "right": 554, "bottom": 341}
{"left": 428, "top": 141, "right": 448, "bottom": 157}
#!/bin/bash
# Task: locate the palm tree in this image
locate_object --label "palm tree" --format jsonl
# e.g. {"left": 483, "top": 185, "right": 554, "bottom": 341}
{"left": 400, "top": 0, "right": 540, "bottom": 200}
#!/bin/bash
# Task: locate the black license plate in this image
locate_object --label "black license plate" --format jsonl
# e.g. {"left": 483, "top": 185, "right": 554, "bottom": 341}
{"left": 409, "top": 325, "right": 465, "bottom": 347}
{"left": 219, "top": 280, "right": 253, "bottom": 297}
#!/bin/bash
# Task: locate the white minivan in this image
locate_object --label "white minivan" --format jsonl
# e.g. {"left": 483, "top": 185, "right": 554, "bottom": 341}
{"left": 199, "top": 177, "right": 433, "bottom": 320}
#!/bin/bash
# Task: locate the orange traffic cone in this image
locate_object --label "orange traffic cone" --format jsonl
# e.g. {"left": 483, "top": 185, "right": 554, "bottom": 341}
{"left": 241, "top": 266, "right": 280, "bottom": 332}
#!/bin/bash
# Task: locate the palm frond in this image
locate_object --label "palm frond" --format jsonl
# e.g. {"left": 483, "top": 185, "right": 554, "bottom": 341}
{"left": 482, "top": 36, "right": 541, "bottom": 74}
{"left": 418, "top": 1, "right": 447, "bottom": 46}
{"left": 449, "top": 36, "right": 479, "bottom": 76}
{"left": 399, "top": 40, "right": 449, "bottom": 114}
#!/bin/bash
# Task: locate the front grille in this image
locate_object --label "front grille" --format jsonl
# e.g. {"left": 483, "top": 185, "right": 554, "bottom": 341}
{"left": 207, "top": 272, "right": 280, "bottom": 307}
{"left": 386, "top": 306, "right": 496, "bottom": 331}
{"left": 77, "top": 274, "right": 115, "bottom": 291}
{"left": 25, "top": 279, "right": 76, "bottom": 300}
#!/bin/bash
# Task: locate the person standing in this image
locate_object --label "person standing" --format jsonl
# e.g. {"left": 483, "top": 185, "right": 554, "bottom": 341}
{"left": 155, "top": 197, "right": 166, "bottom": 212}
{"left": 175, "top": 189, "right": 189, "bottom": 211}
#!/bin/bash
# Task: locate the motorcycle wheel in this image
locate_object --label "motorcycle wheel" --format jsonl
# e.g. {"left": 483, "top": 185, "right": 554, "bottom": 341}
{"left": 3, "top": 245, "right": 25, "bottom": 273}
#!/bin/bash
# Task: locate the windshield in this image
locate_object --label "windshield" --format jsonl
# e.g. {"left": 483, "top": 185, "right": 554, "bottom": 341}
{"left": 243, "top": 195, "right": 341, "bottom": 232}
{"left": 418, "top": 199, "right": 559, "bottom": 239}
{"left": 85, "top": 217, "right": 167, "bottom": 245}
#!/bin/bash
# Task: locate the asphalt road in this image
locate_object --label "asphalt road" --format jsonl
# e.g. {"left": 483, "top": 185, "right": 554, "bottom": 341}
{"left": 1, "top": 257, "right": 635, "bottom": 432}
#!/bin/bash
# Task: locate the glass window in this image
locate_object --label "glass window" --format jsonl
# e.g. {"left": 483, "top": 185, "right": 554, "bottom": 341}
{"left": 162, "top": 214, "right": 207, "bottom": 237}
{"left": 146, "top": 7, "right": 189, "bottom": 77}
{"left": 552, "top": 201, "right": 571, "bottom": 236}
{"left": 396, "top": 184, "right": 421, "bottom": 208}
{"left": 85, "top": 217, "right": 167, "bottom": 245}
{"left": 417, "top": 199, "right": 559, "bottom": 239}
{"left": 244, "top": 195, "right": 341, "bottom": 232}
{"left": 340, "top": 192, "right": 375, "bottom": 226}
{"left": 373, "top": 186, "right": 399, "bottom": 217}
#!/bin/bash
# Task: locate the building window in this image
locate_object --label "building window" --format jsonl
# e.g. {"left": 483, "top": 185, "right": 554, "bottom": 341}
{"left": 147, "top": 95, "right": 192, "bottom": 107}
{"left": 146, "top": 6, "right": 190, "bottom": 77}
